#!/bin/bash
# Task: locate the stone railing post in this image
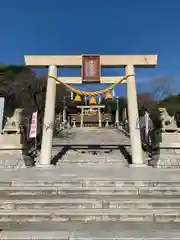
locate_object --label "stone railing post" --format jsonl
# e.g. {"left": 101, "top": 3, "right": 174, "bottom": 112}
{"left": 105, "top": 118, "right": 109, "bottom": 128}
{"left": 72, "top": 118, "right": 76, "bottom": 128}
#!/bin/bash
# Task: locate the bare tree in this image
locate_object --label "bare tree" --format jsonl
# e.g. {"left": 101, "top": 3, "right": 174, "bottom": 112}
{"left": 152, "top": 76, "right": 175, "bottom": 100}
{"left": 137, "top": 93, "right": 155, "bottom": 111}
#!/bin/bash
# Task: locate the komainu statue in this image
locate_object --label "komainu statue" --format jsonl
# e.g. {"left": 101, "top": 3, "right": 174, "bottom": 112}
{"left": 159, "top": 108, "right": 180, "bottom": 132}
{"left": 2, "top": 108, "right": 23, "bottom": 134}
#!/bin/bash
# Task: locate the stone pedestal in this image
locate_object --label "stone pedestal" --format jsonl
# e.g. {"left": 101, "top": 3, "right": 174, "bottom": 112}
{"left": 0, "top": 134, "right": 26, "bottom": 168}
{"left": 151, "top": 132, "right": 180, "bottom": 168}
{"left": 0, "top": 134, "right": 23, "bottom": 149}
{"left": 0, "top": 108, "right": 27, "bottom": 168}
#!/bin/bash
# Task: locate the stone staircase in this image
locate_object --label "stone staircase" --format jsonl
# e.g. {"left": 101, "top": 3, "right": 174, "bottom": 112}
{"left": 54, "top": 149, "right": 129, "bottom": 167}
{"left": 50, "top": 127, "right": 149, "bottom": 167}
{"left": 0, "top": 167, "right": 180, "bottom": 238}
{"left": 0, "top": 128, "right": 179, "bottom": 238}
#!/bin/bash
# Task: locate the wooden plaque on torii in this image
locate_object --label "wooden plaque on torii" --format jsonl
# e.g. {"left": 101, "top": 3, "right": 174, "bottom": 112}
{"left": 82, "top": 55, "right": 100, "bottom": 83}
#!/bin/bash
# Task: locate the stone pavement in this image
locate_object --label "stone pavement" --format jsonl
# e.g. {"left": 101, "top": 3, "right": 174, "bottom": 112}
{"left": 52, "top": 127, "right": 130, "bottom": 146}
{"left": 1, "top": 223, "right": 180, "bottom": 239}
{"left": 1, "top": 166, "right": 180, "bottom": 181}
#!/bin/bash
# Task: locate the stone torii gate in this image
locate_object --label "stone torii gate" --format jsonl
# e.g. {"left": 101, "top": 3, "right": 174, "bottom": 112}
{"left": 24, "top": 55, "right": 157, "bottom": 167}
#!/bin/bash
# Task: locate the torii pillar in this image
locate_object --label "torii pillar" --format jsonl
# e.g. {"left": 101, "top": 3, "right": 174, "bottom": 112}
{"left": 24, "top": 55, "right": 157, "bottom": 167}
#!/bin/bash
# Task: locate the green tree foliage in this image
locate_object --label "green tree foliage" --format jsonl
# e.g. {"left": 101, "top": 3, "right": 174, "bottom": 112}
{"left": 158, "top": 95, "right": 180, "bottom": 116}
{"left": 101, "top": 97, "right": 126, "bottom": 112}
{"left": 0, "top": 65, "right": 70, "bottom": 120}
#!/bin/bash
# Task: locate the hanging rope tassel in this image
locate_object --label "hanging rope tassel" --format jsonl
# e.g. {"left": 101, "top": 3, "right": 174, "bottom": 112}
{"left": 89, "top": 96, "right": 96, "bottom": 105}
{"left": 74, "top": 94, "right": 81, "bottom": 102}
{"left": 105, "top": 91, "right": 112, "bottom": 100}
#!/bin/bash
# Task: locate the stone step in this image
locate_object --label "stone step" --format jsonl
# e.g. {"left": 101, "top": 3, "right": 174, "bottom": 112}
{"left": 0, "top": 187, "right": 141, "bottom": 198}
{"left": 52, "top": 150, "right": 127, "bottom": 156}
{"left": 51, "top": 151, "right": 148, "bottom": 166}
{"left": 52, "top": 141, "right": 128, "bottom": 145}
{"left": 51, "top": 128, "right": 130, "bottom": 146}
{"left": 1, "top": 167, "right": 180, "bottom": 182}
{"left": 0, "top": 194, "right": 179, "bottom": 200}
{"left": 0, "top": 221, "right": 179, "bottom": 234}
{"left": 0, "top": 186, "right": 180, "bottom": 198}
{"left": 56, "top": 162, "right": 128, "bottom": 167}
{"left": 8, "top": 180, "right": 180, "bottom": 188}
{"left": 0, "top": 228, "right": 180, "bottom": 240}
{"left": 0, "top": 209, "right": 180, "bottom": 222}
{"left": 0, "top": 231, "right": 69, "bottom": 240}
{"left": 57, "top": 155, "right": 127, "bottom": 159}
{"left": 1, "top": 198, "right": 180, "bottom": 210}
{"left": 57, "top": 159, "right": 127, "bottom": 162}
{"left": 57, "top": 159, "right": 128, "bottom": 162}
{"left": 56, "top": 163, "right": 128, "bottom": 167}
{"left": 58, "top": 156, "right": 127, "bottom": 160}
{"left": 58, "top": 156, "right": 127, "bottom": 159}
{"left": 51, "top": 149, "right": 129, "bottom": 166}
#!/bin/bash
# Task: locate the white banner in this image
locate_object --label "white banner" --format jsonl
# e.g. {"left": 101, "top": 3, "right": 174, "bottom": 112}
{"left": 29, "top": 111, "right": 38, "bottom": 138}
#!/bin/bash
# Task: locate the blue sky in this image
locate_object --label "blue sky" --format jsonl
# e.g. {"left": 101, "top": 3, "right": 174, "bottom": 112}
{"left": 0, "top": 0, "right": 180, "bottom": 96}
